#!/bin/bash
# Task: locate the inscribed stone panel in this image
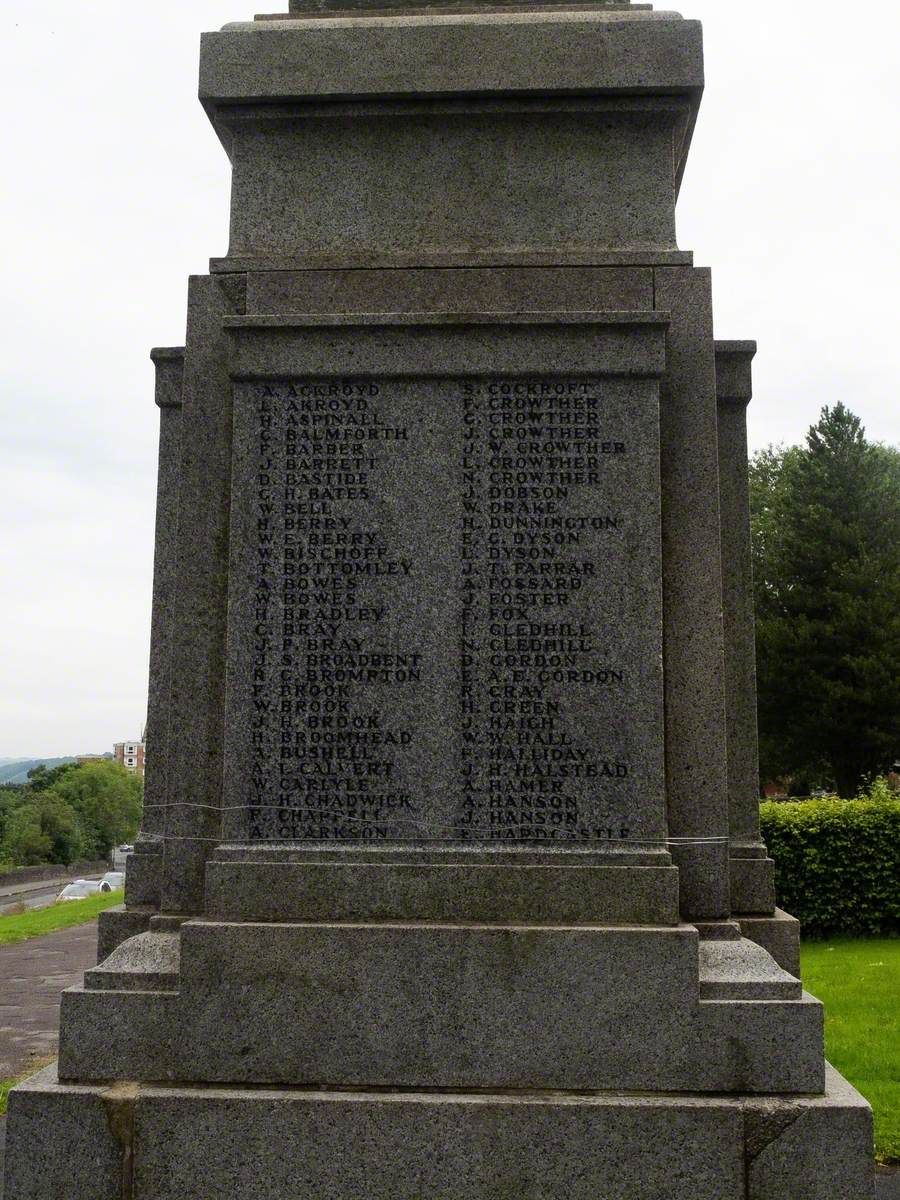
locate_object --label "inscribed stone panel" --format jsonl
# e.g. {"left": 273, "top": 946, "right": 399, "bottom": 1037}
{"left": 223, "top": 374, "right": 664, "bottom": 845}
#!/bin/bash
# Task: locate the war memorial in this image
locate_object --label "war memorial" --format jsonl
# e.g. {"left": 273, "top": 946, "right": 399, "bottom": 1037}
{"left": 4, "top": 0, "right": 875, "bottom": 1195}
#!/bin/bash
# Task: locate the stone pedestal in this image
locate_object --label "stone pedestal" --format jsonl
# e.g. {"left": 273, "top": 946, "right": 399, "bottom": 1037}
{"left": 4, "top": 2, "right": 873, "bottom": 1197}
{"left": 5, "top": 1062, "right": 872, "bottom": 1200}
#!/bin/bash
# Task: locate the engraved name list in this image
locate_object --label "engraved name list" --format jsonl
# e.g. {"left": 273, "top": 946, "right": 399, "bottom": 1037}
{"left": 225, "top": 375, "right": 665, "bottom": 847}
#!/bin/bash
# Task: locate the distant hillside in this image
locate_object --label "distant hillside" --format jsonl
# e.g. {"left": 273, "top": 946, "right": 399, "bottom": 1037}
{"left": 0, "top": 757, "right": 77, "bottom": 786}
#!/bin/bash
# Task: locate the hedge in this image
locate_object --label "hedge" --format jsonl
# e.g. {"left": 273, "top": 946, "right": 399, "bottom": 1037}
{"left": 760, "top": 782, "right": 900, "bottom": 937}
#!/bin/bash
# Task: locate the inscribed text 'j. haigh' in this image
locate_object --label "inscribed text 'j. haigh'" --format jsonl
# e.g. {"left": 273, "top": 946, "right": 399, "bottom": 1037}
{"left": 225, "top": 376, "right": 666, "bottom": 845}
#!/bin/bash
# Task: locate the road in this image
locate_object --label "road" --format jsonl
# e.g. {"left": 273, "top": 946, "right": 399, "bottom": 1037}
{"left": 0, "top": 877, "right": 102, "bottom": 916}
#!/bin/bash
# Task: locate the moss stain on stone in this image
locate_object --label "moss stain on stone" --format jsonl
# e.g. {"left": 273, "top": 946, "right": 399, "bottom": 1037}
{"left": 102, "top": 1081, "right": 140, "bottom": 1200}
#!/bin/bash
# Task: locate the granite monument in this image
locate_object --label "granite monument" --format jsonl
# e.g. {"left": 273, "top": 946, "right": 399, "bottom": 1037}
{"left": 4, "top": 0, "right": 874, "bottom": 1196}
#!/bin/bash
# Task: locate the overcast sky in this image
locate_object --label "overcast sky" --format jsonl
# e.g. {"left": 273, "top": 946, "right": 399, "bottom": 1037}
{"left": 1, "top": 1, "right": 897, "bottom": 757}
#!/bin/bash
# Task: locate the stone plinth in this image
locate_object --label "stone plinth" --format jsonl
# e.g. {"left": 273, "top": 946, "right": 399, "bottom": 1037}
{"left": 57, "top": 919, "right": 823, "bottom": 1093}
{"left": 5, "top": 1063, "right": 873, "bottom": 1200}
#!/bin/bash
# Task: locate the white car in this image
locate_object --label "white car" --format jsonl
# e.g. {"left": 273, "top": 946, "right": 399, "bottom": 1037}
{"left": 99, "top": 871, "right": 125, "bottom": 893}
{"left": 56, "top": 880, "right": 102, "bottom": 902}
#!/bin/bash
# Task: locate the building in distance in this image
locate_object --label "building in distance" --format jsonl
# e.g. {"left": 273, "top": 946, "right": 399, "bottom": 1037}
{"left": 114, "top": 736, "right": 145, "bottom": 778}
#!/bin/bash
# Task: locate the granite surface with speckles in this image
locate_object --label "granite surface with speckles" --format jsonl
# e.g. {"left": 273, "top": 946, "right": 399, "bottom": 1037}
{"left": 715, "top": 341, "right": 777, "bottom": 916}
{"left": 57, "top": 920, "right": 825, "bottom": 1094}
{"left": 3, "top": 1064, "right": 875, "bottom": 1200}
{"left": 125, "top": 349, "right": 185, "bottom": 913}
{"left": 654, "top": 266, "right": 731, "bottom": 921}
{"left": 222, "top": 336, "right": 668, "bottom": 853}
{"left": 157, "top": 277, "right": 245, "bottom": 917}
{"left": 2, "top": 1, "right": 877, "bottom": 1196}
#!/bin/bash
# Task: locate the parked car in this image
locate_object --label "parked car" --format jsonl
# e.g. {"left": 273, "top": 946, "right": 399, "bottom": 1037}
{"left": 99, "top": 871, "right": 125, "bottom": 893}
{"left": 57, "top": 880, "right": 102, "bottom": 902}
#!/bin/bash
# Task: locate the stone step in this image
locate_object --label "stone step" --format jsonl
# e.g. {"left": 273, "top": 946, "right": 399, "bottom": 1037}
{"left": 60, "top": 921, "right": 822, "bottom": 1093}
{"left": 698, "top": 937, "right": 802, "bottom": 1001}
{"left": 84, "top": 931, "right": 180, "bottom": 994}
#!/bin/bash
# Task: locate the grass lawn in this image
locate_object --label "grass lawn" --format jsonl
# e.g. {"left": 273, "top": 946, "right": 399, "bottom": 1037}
{"left": 802, "top": 937, "right": 900, "bottom": 1163}
{"left": 0, "top": 889, "right": 123, "bottom": 947}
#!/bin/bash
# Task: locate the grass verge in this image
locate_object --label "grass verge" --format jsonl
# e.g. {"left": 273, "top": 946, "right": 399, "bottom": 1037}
{"left": 802, "top": 937, "right": 900, "bottom": 1163}
{"left": 0, "top": 889, "right": 123, "bottom": 947}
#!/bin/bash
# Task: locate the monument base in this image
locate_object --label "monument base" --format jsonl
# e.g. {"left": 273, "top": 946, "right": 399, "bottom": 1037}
{"left": 5, "top": 1062, "right": 873, "bottom": 1200}
{"left": 56, "top": 918, "right": 823, "bottom": 1093}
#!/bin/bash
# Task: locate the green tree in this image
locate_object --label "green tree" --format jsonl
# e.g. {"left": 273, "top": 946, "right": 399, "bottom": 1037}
{"left": 48, "top": 761, "right": 142, "bottom": 859}
{"left": 750, "top": 404, "right": 900, "bottom": 795}
{"left": 26, "top": 762, "right": 77, "bottom": 792}
{"left": 2, "top": 793, "right": 83, "bottom": 866}
{"left": 0, "top": 783, "right": 26, "bottom": 849}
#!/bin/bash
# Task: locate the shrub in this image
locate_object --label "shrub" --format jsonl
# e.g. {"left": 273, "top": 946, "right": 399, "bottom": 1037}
{"left": 760, "top": 778, "right": 900, "bottom": 936}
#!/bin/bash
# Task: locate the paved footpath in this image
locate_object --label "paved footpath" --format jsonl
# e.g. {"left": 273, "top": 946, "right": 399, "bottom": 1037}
{"left": 0, "top": 921, "right": 98, "bottom": 1080}
{"left": 0, "top": 922, "right": 99, "bottom": 1197}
